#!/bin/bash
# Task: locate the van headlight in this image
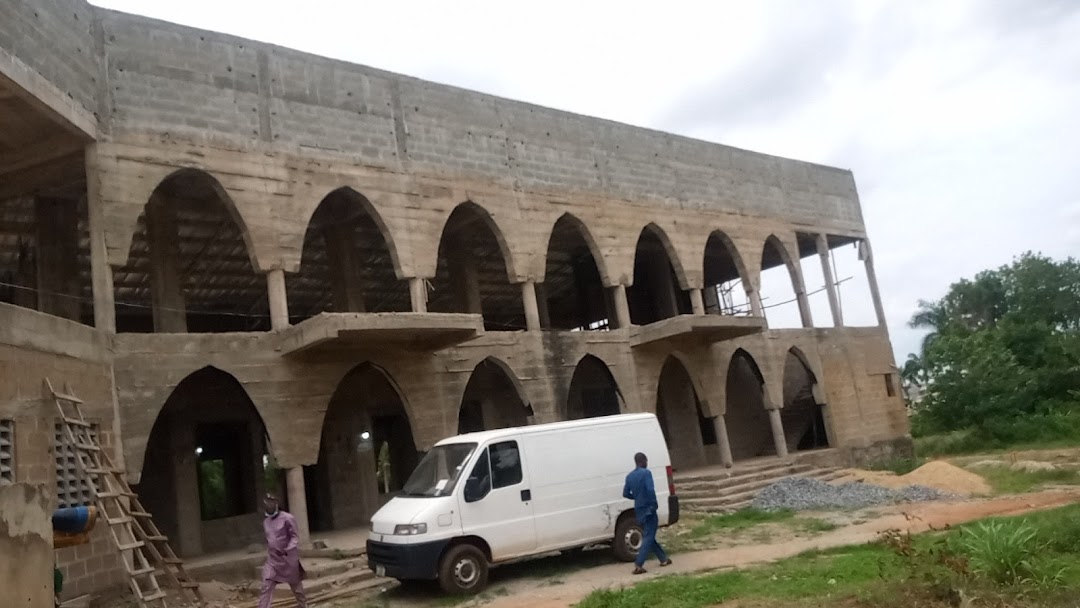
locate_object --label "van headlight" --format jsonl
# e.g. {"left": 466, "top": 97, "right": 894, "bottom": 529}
{"left": 393, "top": 523, "right": 428, "bottom": 536}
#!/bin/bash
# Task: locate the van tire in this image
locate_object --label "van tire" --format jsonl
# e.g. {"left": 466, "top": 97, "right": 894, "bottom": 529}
{"left": 438, "top": 544, "right": 488, "bottom": 595}
{"left": 613, "top": 516, "right": 643, "bottom": 562}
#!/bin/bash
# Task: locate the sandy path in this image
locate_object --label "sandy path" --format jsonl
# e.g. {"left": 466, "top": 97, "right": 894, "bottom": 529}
{"left": 471, "top": 489, "right": 1080, "bottom": 608}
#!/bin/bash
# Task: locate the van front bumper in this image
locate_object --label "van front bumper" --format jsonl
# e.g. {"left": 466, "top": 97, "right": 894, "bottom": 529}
{"left": 367, "top": 538, "right": 450, "bottom": 580}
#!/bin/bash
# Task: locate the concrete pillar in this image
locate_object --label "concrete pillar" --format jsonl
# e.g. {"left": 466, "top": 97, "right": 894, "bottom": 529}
{"left": 816, "top": 234, "right": 843, "bottom": 326}
{"left": 703, "top": 285, "right": 720, "bottom": 315}
{"left": 860, "top": 240, "right": 888, "bottom": 327}
{"left": 267, "top": 269, "right": 289, "bottom": 330}
{"left": 171, "top": 418, "right": 201, "bottom": 556}
{"left": 323, "top": 225, "right": 365, "bottom": 312}
{"left": 522, "top": 281, "right": 541, "bottom": 331}
{"left": 409, "top": 278, "right": 428, "bottom": 313}
{"left": 86, "top": 149, "right": 116, "bottom": 333}
{"left": 689, "top": 288, "right": 705, "bottom": 316}
{"left": 611, "top": 284, "right": 632, "bottom": 329}
{"left": 33, "top": 197, "right": 81, "bottom": 321}
{"left": 285, "top": 467, "right": 311, "bottom": 546}
{"left": 713, "top": 415, "right": 733, "bottom": 468}
{"left": 535, "top": 283, "right": 551, "bottom": 328}
{"left": 449, "top": 245, "right": 482, "bottom": 314}
{"left": 747, "top": 286, "right": 764, "bottom": 319}
{"left": 767, "top": 408, "right": 789, "bottom": 458}
{"left": 146, "top": 194, "right": 187, "bottom": 333}
{"left": 795, "top": 285, "right": 814, "bottom": 328}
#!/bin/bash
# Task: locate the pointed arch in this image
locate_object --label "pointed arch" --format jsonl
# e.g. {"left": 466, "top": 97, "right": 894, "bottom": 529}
{"left": 656, "top": 354, "right": 713, "bottom": 470}
{"left": 541, "top": 213, "right": 612, "bottom": 286}
{"left": 542, "top": 213, "right": 612, "bottom": 330}
{"left": 762, "top": 234, "right": 801, "bottom": 291}
{"left": 439, "top": 201, "right": 517, "bottom": 281}
{"left": 703, "top": 229, "right": 752, "bottom": 316}
{"left": 565, "top": 354, "right": 625, "bottom": 420}
{"left": 458, "top": 356, "right": 533, "bottom": 433}
{"left": 637, "top": 223, "right": 689, "bottom": 288}
{"left": 782, "top": 347, "right": 831, "bottom": 451}
{"left": 724, "top": 348, "right": 776, "bottom": 461}
{"left": 628, "top": 224, "right": 692, "bottom": 325}
{"left": 288, "top": 187, "right": 410, "bottom": 319}
{"left": 135, "top": 366, "right": 271, "bottom": 556}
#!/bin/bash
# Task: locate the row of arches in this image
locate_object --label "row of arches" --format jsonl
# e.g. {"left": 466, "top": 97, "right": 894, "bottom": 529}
{"left": 105, "top": 169, "right": 873, "bottom": 333}
{"left": 134, "top": 346, "right": 827, "bottom": 556}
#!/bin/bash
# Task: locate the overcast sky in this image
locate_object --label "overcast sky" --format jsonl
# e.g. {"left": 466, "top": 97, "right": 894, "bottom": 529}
{"left": 92, "top": 0, "right": 1080, "bottom": 362}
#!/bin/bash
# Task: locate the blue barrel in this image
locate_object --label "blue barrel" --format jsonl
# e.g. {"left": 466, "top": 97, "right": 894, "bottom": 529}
{"left": 52, "top": 506, "right": 97, "bottom": 534}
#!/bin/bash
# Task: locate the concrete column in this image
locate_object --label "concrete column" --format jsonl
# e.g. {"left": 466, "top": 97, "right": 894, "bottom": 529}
{"left": 146, "top": 194, "right": 187, "bottom": 333}
{"left": 816, "top": 234, "right": 843, "bottom": 326}
{"left": 795, "top": 286, "right": 814, "bottom": 328}
{"left": 266, "top": 269, "right": 289, "bottom": 330}
{"left": 409, "top": 278, "right": 428, "bottom": 313}
{"left": 689, "top": 288, "right": 705, "bottom": 316}
{"left": 33, "top": 197, "right": 82, "bottom": 320}
{"left": 323, "top": 225, "right": 365, "bottom": 312}
{"left": 285, "top": 467, "right": 311, "bottom": 546}
{"left": 747, "top": 286, "right": 764, "bottom": 319}
{"left": 535, "top": 283, "right": 551, "bottom": 328}
{"left": 767, "top": 408, "right": 789, "bottom": 458}
{"left": 860, "top": 240, "right": 888, "bottom": 327}
{"left": 86, "top": 150, "right": 116, "bottom": 333}
{"left": 521, "top": 281, "right": 541, "bottom": 331}
{"left": 611, "top": 284, "right": 632, "bottom": 329}
{"left": 703, "top": 285, "right": 720, "bottom": 315}
{"left": 171, "top": 418, "right": 202, "bottom": 556}
{"left": 449, "top": 246, "right": 482, "bottom": 314}
{"left": 713, "top": 415, "right": 734, "bottom": 468}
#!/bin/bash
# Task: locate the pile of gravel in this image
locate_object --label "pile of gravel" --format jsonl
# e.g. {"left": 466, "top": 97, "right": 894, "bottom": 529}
{"left": 751, "top": 476, "right": 957, "bottom": 512}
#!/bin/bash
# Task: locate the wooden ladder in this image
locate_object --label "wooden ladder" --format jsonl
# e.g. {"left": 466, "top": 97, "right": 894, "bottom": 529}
{"left": 49, "top": 379, "right": 204, "bottom": 608}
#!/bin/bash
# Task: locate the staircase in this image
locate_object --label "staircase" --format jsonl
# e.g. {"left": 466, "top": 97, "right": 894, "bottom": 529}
{"left": 675, "top": 459, "right": 845, "bottom": 514}
{"left": 252, "top": 549, "right": 382, "bottom": 605}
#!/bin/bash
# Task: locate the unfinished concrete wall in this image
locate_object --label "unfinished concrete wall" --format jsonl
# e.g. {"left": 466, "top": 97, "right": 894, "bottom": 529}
{"left": 0, "top": 483, "right": 53, "bottom": 608}
{"left": 0, "top": 304, "right": 126, "bottom": 599}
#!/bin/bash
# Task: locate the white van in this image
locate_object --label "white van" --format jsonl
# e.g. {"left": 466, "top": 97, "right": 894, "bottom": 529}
{"left": 366, "top": 413, "right": 679, "bottom": 594}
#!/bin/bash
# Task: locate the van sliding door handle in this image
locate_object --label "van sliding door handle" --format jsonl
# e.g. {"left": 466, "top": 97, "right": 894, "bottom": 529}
{"left": 520, "top": 489, "right": 532, "bottom": 502}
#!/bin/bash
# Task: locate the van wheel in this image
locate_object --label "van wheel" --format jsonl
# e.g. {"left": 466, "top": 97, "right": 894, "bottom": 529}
{"left": 613, "top": 517, "right": 643, "bottom": 562}
{"left": 438, "top": 544, "right": 488, "bottom": 595}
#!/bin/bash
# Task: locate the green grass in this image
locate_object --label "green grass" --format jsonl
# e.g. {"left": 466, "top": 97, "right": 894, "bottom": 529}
{"left": 577, "top": 504, "right": 1080, "bottom": 608}
{"left": 679, "top": 508, "right": 796, "bottom": 540}
{"left": 978, "top": 466, "right": 1080, "bottom": 494}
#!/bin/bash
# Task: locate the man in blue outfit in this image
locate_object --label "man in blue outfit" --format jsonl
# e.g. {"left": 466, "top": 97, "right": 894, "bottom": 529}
{"left": 622, "top": 452, "right": 672, "bottom": 575}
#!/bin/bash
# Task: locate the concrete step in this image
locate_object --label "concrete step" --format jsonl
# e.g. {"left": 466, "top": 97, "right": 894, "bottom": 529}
{"left": 677, "top": 464, "right": 819, "bottom": 495}
{"left": 680, "top": 469, "right": 844, "bottom": 512}
{"left": 268, "top": 564, "right": 376, "bottom": 599}
{"left": 674, "top": 460, "right": 798, "bottom": 484}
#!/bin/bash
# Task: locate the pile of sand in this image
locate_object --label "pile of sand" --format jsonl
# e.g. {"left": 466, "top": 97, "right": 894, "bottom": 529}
{"left": 835, "top": 460, "right": 991, "bottom": 497}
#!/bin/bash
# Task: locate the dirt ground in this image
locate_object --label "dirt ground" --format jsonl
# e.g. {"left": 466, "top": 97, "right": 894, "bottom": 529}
{"left": 346, "top": 488, "right": 1080, "bottom": 608}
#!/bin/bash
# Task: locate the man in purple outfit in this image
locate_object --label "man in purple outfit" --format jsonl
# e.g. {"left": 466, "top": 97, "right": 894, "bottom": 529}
{"left": 258, "top": 494, "right": 306, "bottom": 608}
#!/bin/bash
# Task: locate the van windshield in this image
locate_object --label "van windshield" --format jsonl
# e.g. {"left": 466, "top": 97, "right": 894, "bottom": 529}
{"left": 400, "top": 443, "right": 477, "bottom": 498}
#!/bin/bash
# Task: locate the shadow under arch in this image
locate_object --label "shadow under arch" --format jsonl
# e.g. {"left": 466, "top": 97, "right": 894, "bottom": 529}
{"left": 565, "top": 354, "right": 625, "bottom": 420}
{"left": 305, "top": 361, "right": 420, "bottom": 532}
{"left": 134, "top": 366, "right": 272, "bottom": 557}
{"left": 458, "top": 356, "right": 533, "bottom": 433}
{"left": 782, "top": 346, "right": 831, "bottom": 452}
{"left": 655, "top": 355, "right": 714, "bottom": 471}
{"left": 724, "top": 348, "right": 777, "bottom": 461}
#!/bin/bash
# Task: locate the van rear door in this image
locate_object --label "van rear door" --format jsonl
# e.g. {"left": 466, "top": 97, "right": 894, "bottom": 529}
{"left": 457, "top": 439, "right": 537, "bottom": 561}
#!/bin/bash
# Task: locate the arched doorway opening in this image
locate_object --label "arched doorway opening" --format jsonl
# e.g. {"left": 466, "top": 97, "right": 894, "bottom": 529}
{"left": 429, "top": 203, "right": 525, "bottom": 331}
{"left": 114, "top": 169, "right": 268, "bottom": 333}
{"left": 305, "top": 363, "right": 418, "bottom": 532}
{"left": 542, "top": 214, "right": 610, "bottom": 330}
{"left": 758, "top": 235, "right": 802, "bottom": 329}
{"left": 782, "top": 349, "right": 831, "bottom": 451}
{"left": 135, "top": 367, "right": 271, "bottom": 557}
{"left": 457, "top": 358, "right": 532, "bottom": 433}
{"left": 566, "top": 355, "right": 624, "bottom": 420}
{"left": 724, "top": 350, "right": 775, "bottom": 461}
{"left": 655, "top": 356, "right": 713, "bottom": 470}
{"left": 287, "top": 188, "right": 408, "bottom": 322}
{"left": 703, "top": 230, "right": 751, "bottom": 316}
{"left": 628, "top": 225, "right": 691, "bottom": 325}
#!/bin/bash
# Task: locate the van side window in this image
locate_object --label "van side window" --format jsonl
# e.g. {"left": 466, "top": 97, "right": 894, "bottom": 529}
{"left": 464, "top": 448, "right": 491, "bottom": 503}
{"left": 490, "top": 441, "right": 523, "bottom": 489}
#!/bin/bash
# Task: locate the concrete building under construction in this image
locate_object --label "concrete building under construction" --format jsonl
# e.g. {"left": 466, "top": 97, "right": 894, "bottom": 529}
{"left": 0, "top": 0, "right": 911, "bottom": 600}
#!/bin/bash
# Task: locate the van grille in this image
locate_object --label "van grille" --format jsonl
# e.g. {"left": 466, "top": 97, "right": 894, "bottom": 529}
{"left": 367, "top": 540, "right": 400, "bottom": 566}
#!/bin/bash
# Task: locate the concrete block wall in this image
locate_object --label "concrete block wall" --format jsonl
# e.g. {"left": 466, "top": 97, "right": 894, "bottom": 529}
{"left": 0, "top": 304, "right": 125, "bottom": 601}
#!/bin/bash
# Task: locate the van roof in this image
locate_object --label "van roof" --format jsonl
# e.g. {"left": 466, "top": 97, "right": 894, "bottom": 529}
{"left": 435, "top": 413, "right": 659, "bottom": 446}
